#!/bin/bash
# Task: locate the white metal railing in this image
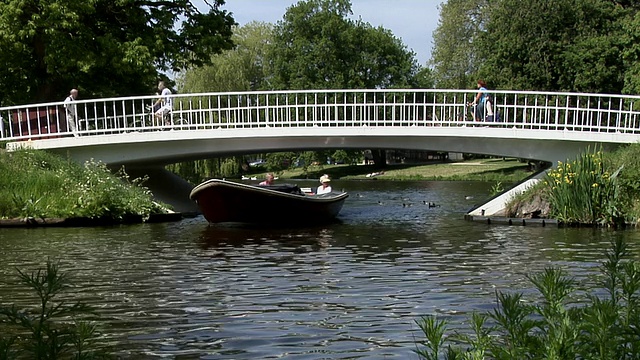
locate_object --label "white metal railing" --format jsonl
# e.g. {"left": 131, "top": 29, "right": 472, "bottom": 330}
{"left": 2, "top": 89, "right": 640, "bottom": 141}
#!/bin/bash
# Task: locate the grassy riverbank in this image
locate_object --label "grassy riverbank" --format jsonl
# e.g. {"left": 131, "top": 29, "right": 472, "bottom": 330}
{"left": 274, "top": 158, "right": 533, "bottom": 182}
{"left": 0, "top": 149, "right": 169, "bottom": 221}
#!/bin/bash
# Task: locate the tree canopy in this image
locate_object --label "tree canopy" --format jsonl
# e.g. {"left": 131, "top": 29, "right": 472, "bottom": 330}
{"left": 431, "top": 0, "right": 639, "bottom": 94}
{"left": 179, "top": 21, "right": 273, "bottom": 93}
{"left": 0, "top": 0, "right": 236, "bottom": 105}
{"left": 269, "top": 0, "right": 420, "bottom": 90}
{"left": 430, "top": 0, "right": 485, "bottom": 89}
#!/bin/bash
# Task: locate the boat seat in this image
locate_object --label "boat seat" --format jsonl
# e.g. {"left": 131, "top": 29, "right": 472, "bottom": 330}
{"left": 257, "top": 184, "right": 303, "bottom": 195}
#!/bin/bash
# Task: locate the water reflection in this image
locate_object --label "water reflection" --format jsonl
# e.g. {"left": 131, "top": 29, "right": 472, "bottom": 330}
{"left": 198, "top": 224, "right": 335, "bottom": 250}
{"left": 0, "top": 181, "right": 638, "bottom": 358}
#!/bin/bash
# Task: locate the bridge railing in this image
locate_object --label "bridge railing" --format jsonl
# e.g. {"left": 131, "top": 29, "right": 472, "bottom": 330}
{"left": 2, "top": 89, "right": 640, "bottom": 141}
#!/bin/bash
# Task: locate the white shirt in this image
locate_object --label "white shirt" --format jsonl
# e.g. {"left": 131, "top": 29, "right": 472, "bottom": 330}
{"left": 316, "top": 184, "right": 332, "bottom": 194}
{"left": 64, "top": 95, "right": 77, "bottom": 118}
{"left": 161, "top": 88, "right": 172, "bottom": 108}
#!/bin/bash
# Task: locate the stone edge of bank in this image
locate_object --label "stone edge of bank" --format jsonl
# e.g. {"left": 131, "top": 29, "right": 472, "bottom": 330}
{"left": 465, "top": 215, "right": 558, "bottom": 227}
{"left": 0, "top": 212, "right": 198, "bottom": 228}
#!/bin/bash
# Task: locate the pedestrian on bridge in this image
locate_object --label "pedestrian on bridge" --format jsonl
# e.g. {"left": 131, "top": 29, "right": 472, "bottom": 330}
{"left": 154, "top": 81, "right": 173, "bottom": 126}
{"left": 468, "top": 80, "right": 488, "bottom": 122}
{"left": 64, "top": 89, "right": 79, "bottom": 137}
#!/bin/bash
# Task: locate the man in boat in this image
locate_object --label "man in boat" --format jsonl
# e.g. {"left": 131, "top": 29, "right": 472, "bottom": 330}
{"left": 259, "top": 173, "right": 275, "bottom": 186}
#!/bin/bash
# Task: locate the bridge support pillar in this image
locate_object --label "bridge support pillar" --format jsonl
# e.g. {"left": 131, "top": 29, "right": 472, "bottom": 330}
{"left": 121, "top": 166, "right": 199, "bottom": 215}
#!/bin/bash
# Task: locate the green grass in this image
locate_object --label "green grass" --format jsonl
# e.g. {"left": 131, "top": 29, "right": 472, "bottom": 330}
{"left": 506, "top": 144, "right": 640, "bottom": 227}
{"left": 273, "top": 158, "right": 533, "bottom": 182}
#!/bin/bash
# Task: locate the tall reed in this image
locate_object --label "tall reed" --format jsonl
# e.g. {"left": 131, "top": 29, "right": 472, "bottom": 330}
{"left": 544, "top": 147, "right": 623, "bottom": 227}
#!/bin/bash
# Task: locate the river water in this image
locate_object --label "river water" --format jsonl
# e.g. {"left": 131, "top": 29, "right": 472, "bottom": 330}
{"left": 1, "top": 180, "right": 638, "bottom": 359}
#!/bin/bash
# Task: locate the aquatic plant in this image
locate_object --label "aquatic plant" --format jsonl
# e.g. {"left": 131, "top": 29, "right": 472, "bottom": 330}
{"left": 544, "top": 147, "right": 624, "bottom": 227}
{"left": 414, "top": 237, "right": 640, "bottom": 359}
{"left": 0, "top": 260, "right": 108, "bottom": 359}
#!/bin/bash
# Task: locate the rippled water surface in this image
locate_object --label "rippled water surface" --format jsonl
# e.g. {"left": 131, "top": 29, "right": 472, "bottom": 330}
{"left": 1, "top": 180, "right": 639, "bottom": 359}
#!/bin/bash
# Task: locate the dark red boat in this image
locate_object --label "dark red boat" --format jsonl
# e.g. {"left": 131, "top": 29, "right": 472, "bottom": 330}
{"left": 189, "top": 179, "right": 348, "bottom": 224}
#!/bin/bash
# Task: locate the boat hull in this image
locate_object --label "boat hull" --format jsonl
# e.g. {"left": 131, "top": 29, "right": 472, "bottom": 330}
{"left": 189, "top": 179, "right": 348, "bottom": 224}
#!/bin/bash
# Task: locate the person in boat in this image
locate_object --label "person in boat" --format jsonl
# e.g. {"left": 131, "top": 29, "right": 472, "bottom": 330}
{"left": 259, "top": 173, "right": 275, "bottom": 186}
{"left": 316, "top": 174, "right": 332, "bottom": 194}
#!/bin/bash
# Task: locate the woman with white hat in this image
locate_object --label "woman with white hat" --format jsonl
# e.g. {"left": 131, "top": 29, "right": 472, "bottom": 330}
{"left": 316, "top": 174, "right": 332, "bottom": 194}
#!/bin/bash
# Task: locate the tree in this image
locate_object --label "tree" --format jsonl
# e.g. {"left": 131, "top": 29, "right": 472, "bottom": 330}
{"left": 430, "top": 0, "right": 487, "bottom": 89}
{"left": 175, "top": 22, "right": 274, "bottom": 181}
{"left": 0, "top": 0, "right": 235, "bottom": 105}
{"left": 269, "top": 0, "right": 419, "bottom": 90}
{"left": 620, "top": 7, "right": 640, "bottom": 94}
{"left": 478, "top": 0, "right": 626, "bottom": 92}
{"left": 179, "top": 21, "right": 274, "bottom": 92}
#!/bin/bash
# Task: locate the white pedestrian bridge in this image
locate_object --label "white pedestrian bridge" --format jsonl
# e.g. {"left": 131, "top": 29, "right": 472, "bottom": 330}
{"left": 2, "top": 89, "right": 640, "bottom": 214}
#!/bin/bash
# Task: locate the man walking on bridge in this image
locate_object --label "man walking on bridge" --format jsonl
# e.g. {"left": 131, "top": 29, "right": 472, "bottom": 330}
{"left": 64, "top": 89, "right": 79, "bottom": 137}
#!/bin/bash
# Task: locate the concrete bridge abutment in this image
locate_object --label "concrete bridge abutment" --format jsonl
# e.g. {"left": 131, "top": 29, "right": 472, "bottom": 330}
{"left": 120, "top": 166, "right": 199, "bottom": 215}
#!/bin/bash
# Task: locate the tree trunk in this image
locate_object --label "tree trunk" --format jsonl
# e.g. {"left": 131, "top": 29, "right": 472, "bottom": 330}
{"left": 371, "top": 150, "right": 387, "bottom": 167}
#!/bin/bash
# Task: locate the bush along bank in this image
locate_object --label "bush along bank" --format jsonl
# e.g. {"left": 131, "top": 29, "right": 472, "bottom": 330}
{"left": 507, "top": 144, "right": 640, "bottom": 228}
{"left": 0, "top": 149, "right": 172, "bottom": 226}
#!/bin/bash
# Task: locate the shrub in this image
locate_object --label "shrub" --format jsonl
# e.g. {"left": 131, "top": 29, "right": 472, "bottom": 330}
{"left": 0, "top": 149, "right": 168, "bottom": 220}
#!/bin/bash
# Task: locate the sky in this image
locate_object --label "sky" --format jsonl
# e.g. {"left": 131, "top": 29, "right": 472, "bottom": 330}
{"left": 193, "top": 0, "right": 445, "bottom": 65}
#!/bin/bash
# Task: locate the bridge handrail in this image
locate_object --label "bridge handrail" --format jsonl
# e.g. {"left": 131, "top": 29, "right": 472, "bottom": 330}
{"left": 2, "top": 89, "right": 640, "bottom": 141}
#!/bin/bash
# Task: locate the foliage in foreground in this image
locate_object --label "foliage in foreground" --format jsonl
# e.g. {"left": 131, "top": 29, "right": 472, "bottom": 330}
{"left": 415, "top": 238, "right": 640, "bottom": 360}
{"left": 0, "top": 260, "right": 108, "bottom": 359}
{"left": 0, "top": 149, "right": 169, "bottom": 221}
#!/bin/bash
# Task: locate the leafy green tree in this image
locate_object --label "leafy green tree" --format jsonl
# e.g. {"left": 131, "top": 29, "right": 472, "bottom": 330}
{"left": 620, "top": 8, "right": 640, "bottom": 94}
{"left": 430, "top": 0, "right": 486, "bottom": 89}
{"left": 414, "top": 67, "right": 436, "bottom": 89}
{"left": 174, "top": 22, "right": 275, "bottom": 183}
{"left": 179, "top": 21, "right": 274, "bottom": 92}
{"left": 477, "top": 0, "right": 626, "bottom": 92}
{"left": 269, "top": 0, "right": 419, "bottom": 90}
{"left": 0, "top": 0, "right": 235, "bottom": 105}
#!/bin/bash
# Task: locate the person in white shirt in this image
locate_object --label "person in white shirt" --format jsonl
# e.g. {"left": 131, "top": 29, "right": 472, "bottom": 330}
{"left": 316, "top": 174, "right": 332, "bottom": 194}
{"left": 64, "top": 89, "right": 79, "bottom": 137}
{"left": 154, "top": 81, "right": 173, "bottom": 126}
